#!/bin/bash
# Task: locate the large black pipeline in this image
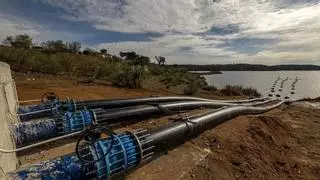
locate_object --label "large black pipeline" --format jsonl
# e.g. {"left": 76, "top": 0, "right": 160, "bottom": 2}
{"left": 10, "top": 100, "right": 272, "bottom": 147}
{"left": 18, "top": 96, "right": 268, "bottom": 121}
{"left": 145, "top": 101, "right": 283, "bottom": 151}
{"left": 93, "top": 99, "right": 272, "bottom": 125}
{"left": 74, "top": 96, "right": 268, "bottom": 109}
{"left": 6, "top": 101, "right": 283, "bottom": 179}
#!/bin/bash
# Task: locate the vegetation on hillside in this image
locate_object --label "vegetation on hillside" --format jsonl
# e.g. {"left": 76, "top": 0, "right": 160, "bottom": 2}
{"left": 0, "top": 34, "right": 185, "bottom": 90}
{"left": 200, "top": 84, "right": 261, "bottom": 97}
{"left": 220, "top": 85, "right": 261, "bottom": 97}
{"left": 0, "top": 34, "right": 261, "bottom": 97}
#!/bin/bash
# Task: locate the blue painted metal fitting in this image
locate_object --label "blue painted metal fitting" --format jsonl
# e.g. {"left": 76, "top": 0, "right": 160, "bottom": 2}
{"left": 63, "top": 99, "right": 77, "bottom": 111}
{"left": 63, "top": 110, "right": 94, "bottom": 133}
{"left": 7, "top": 132, "right": 143, "bottom": 179}
{"left": 6, "top": 155, "right": 87, "bottom": 180}
{"left": 11, "top": 109, "right": 95, "bottom": 146}
{"left": 18, "top": 100, "right": 60, "bottom": 114}
{"left": 10, "top": 119, "right": 58, "bottom": 146}
{"left": 82, "top": 110, "right": 94, "bottom": 126}
{"left": 17, "top": 99, "right": 78, "bottom": 121}
{"left": 94, "top": 133, "right": 140, "bottom": 179}
{"left": 18, "top": 104, "right": 47, "bottom": 114}
{"left": 18, "top": 100, "right": 61, "bottom": 121}
{"left": 7, "top": 133, "right": 140, "bottom": 179}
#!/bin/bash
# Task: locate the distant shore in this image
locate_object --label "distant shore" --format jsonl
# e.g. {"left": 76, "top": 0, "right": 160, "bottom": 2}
{"left": 189, "top": 71, "right": 223, "bottom": 75}
{"left": 171, "top": 64, "right": 320, "bottom": 71}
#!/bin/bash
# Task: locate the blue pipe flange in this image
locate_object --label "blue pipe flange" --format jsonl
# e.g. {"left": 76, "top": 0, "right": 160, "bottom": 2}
{"left": 63, "top": 110, "right": 94, "bottom": 133}
{"left": 94, "top": 133, "right": 140, "bottom": 179}
{"left": 63, "top": 98, "right": 77, "bottom": 111}
{"left": 82, "top": 110, "right": 95, "bottom": 126}
{"left": 129, "top": 129, "right": 154, "bottom": 164}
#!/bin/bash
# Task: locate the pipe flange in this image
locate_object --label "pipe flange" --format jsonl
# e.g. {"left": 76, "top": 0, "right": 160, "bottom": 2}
{"left": 128, "top": 129, "right": 154, "bottom": 165}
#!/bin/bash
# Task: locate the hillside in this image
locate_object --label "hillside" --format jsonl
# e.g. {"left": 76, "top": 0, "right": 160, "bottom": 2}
{"left": 0, "top": 45, "right": 262, "bottom": 98}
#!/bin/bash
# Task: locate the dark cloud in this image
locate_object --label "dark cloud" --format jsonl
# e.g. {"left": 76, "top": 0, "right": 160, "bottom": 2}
{"left": 218, "top": 37, "right": 278, "bottom": 54}
{"left": 208, "top": 24, "right": 240, "bottom": 35}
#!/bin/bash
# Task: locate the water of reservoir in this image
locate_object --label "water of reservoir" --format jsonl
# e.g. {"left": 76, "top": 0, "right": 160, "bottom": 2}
{"left": 203, "top": 71, "right": 320, "bottom": 100}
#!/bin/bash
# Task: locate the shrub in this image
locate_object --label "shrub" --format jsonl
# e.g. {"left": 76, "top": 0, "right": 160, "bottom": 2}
{"left": 0, "top": 46, "right": 124, "bottom": 77}
{"left": 149, "top": 64, "right": 165, "bottom": 76}
{"left": 160, "top": 69, "right": 187, "bottom": 87}
{"left": 110, "top": 65, "right": 146, "bottom": 88}
{"left": 195, "top": 75, "right": 208, "bottom": 89}
{"left": 183, "top": 79, "right": 198, "bottom": 95}
{"left": 220, "top": 85, "right": 243, "bottom": 96}
{"left": 242, "top": 87, "right": 261, "bottom": 97}
{"left": 202, "top": 85, "right": 218, "bottom": 92}
{"left": 220, "top": 85, "right": 261, "bottom": 97}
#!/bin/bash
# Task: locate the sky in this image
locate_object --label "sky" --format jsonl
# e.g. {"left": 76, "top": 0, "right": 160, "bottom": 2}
{"left": 0, "top": 0, "right": 319, "bottom": 65}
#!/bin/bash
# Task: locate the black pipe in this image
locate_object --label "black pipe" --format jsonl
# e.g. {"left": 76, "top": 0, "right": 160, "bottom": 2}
{"left": 145, "top": 101, "right": 283, "bottom": 151}
{"left": 95, "top": 100, "right": 272, "bottom": 125}
{"left": 74, "top": 96, "right": 267, "bottom": 109}
{"left": 19, "top": 96, "right": 268, "bottom": 121}
{"left": 19, "top": 109, "right": 53, "bottom": 121}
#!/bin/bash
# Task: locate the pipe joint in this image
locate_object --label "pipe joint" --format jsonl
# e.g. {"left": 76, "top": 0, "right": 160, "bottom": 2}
{"left": 63, "top": 110, "right": 95, "bottom": 133}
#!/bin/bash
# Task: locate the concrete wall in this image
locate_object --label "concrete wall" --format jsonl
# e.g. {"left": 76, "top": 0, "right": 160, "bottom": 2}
{"left": 0, "top": 62, "right": 18, "bottom": 175}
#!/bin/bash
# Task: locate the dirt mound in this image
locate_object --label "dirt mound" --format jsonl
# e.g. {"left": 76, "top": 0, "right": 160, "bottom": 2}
{"left": 183, "top": 113, "right": 319, "bottom": 180}
{"left": 247, "top": 116, "right": 292, "bottom": 146}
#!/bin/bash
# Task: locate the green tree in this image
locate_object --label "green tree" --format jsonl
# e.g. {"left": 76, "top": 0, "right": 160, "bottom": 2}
{"left": 42, "top": 40, "right": 73, "bottom": 53}
{"left": 120, "top": 51, "right": 137, "bottom": 60}
{"left": 13, "top": 34, "right": 32, "bottom": 48}
{"left": 54, "top": 40, "right": 66, "bottom": 52}
{"left": 2, "top": 34, "right": 32, "bottom": 48}
{"left": 132, "top": 55, "right": 150, "bottom": 66}
{"left": 41, "top": 40, "right": 55, "bottom": 52}
{"left": 100, "top": 49, "right": 107, "bottom": 54}
{"left": 120, "top": 51, "right": 150, "bottom": 65}
{"left": 155, "top": 56, "right": 166, "bottom": 65}
{"left": 71, "top": 41, "right": 81, "bottom": 53}
{"left": 1, "top": 36, "right": 13, "bottom": 46}
{"left": 83, "top": 48, "right": 97, "bottom": 55}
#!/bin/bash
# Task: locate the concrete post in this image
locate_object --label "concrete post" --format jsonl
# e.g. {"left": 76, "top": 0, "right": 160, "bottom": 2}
{"left": 0, "top": 61, "right": 18, "bottom": 175}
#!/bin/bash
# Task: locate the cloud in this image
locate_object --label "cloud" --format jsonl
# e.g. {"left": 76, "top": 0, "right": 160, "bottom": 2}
{"left": 1, "top": 0, "right": 320, "bottom": 64}
{"left": 43, "top": 0, "right": 319, "bottom": 64}
{"left": 38, "top": 0, "right": 319, "bottom": 33}
{"left": 96, "top": 34, "right": 242, "bottom": 64}
{"left": 0, "top": 14, "right": 41, "bottom": 40}
{"left": 40, "top": 0, "right": 211, "bottom": 33}
{"left": 0, "top": 13, "right": 93, "bottom": 45}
